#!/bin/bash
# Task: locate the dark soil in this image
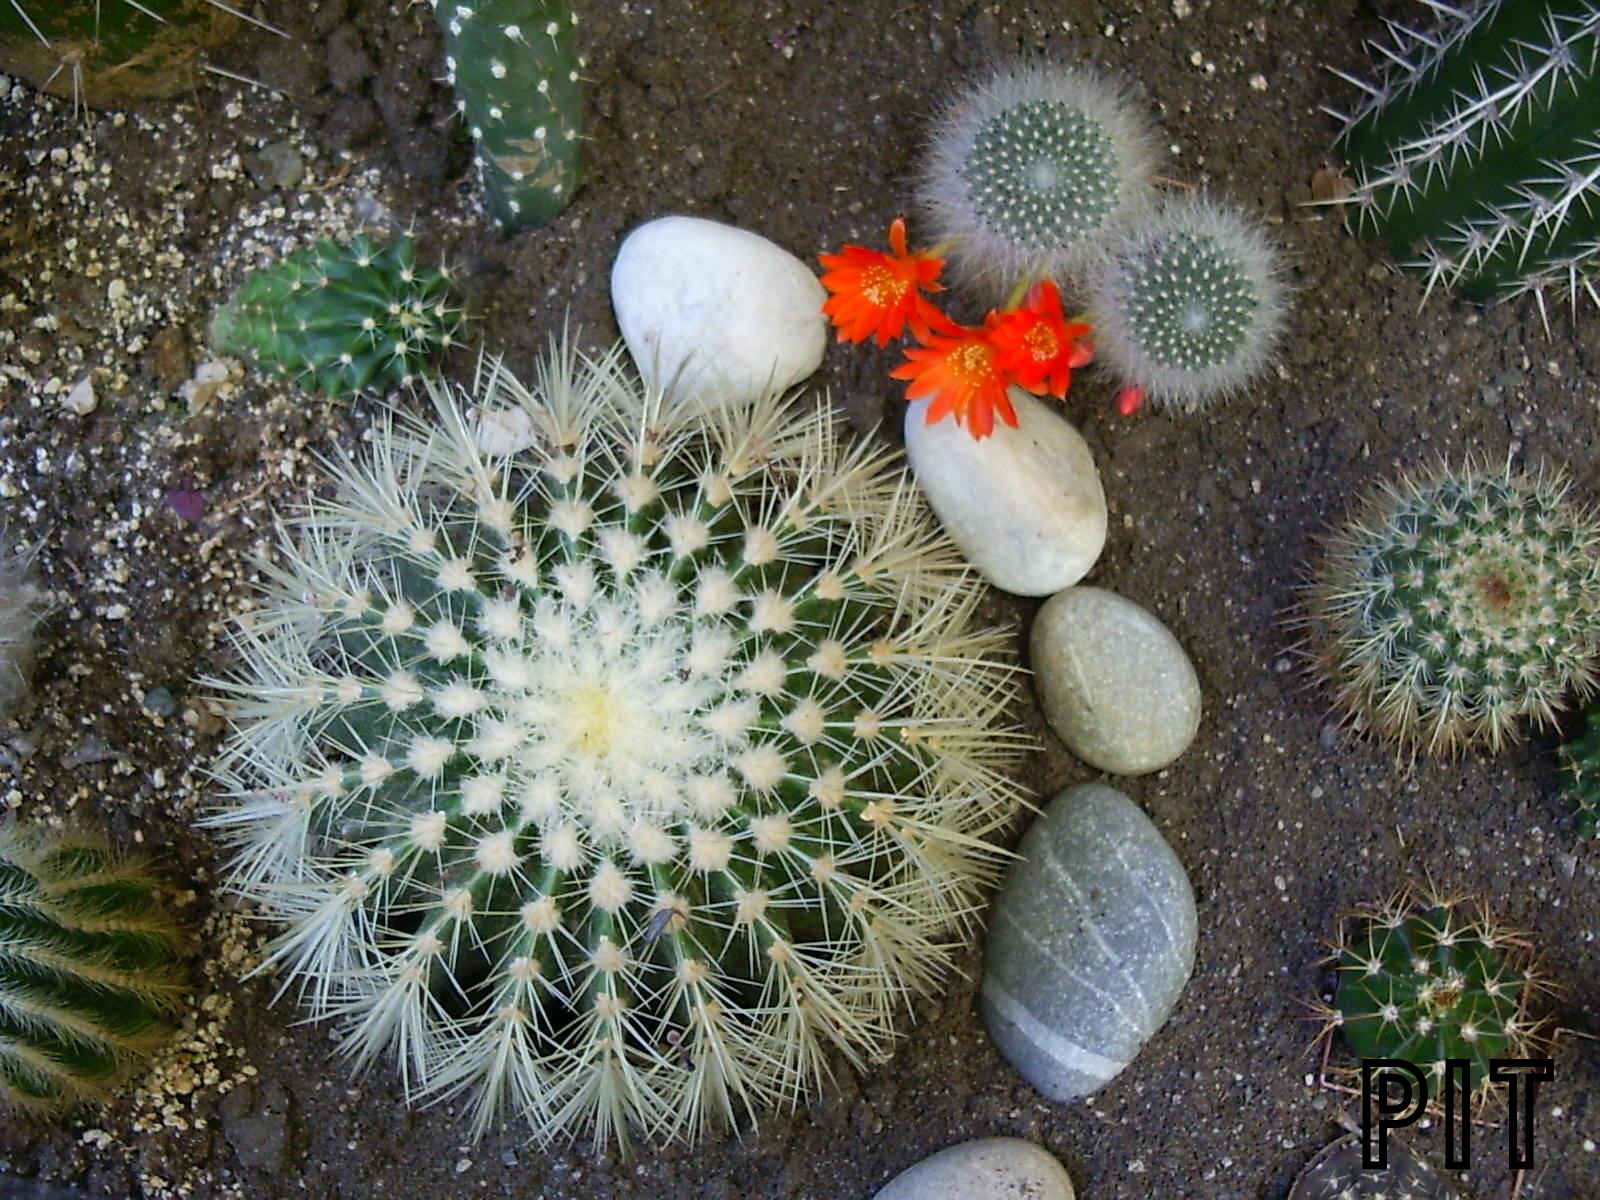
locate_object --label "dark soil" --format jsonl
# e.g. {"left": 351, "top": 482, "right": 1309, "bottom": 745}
{"left": 1, "top": 1, "right": 1598, "bottom": 1198}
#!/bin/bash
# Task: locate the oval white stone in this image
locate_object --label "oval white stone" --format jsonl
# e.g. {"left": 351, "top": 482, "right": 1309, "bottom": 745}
{"left": 904, "top": 388, "right": 1106, "bottom": 595}
{"left": 611, "top": 216, "right": 827, "bottom": 407}
{"left": 1031, "top": 586, "right": 1202, "bottom": 775}
{"left": 874, "top": 1138, "right": 1075, "bottom": 1200}
{"left": 981, "top": 783, "right": 1197, "bottom": 1102}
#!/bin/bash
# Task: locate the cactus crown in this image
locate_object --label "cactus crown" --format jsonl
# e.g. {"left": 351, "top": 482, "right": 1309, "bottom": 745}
{"left": 1332, "top": 0, "right": 1600, "bottom": 316}
{"left": 1307, "top": 459, "right": 1600, "bottom": 755}
{"left": 1558, "top": 707, "right": 1600, "bottom": 838}
{"left": 0, "top": 824, "right": 188, "bottom": 1114}
{"left": 1332, "top": 888, "right": 1541, "bottom": 1102}
{"left": 211, "top": 234, "right": 467, "bottom": 400}
{"left": 208, "top": 342, "right": 1026, "bottom": 1149}
{"left": 1087, "top": 195, "right": 1286, "bottom": 411}
{"left": 919, "top": 61, "right": 1158, "bottom": 297}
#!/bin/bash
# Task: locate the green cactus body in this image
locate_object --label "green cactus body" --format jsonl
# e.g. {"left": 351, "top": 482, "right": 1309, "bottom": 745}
{"left": 1335, "top": 891, "right": 1538, "bottom": 1102}
{"left": 433, "top": 1, "right": 584, "bottom": 232}
{"left": 211, "top": 234, "right": 467, "bottom": 400}
{"left": 208, "top": 343, "right": 1025, "bottom": 1149}
{"left": 1559, "top": 708, "right": 1600, "bottom": 837}
{"left": 0, "top": 825, "right": 188, "bottom": 1113}
{"left": 1308, "top": 461, "right": 1600, "bottom": 756}
{"left": 1336, "top": 0, "right": 1600, "bottom": 310}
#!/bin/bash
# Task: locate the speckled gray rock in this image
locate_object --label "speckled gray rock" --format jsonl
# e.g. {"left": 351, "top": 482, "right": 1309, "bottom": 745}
{"left": 1031, "top": 586, "right": 1201, "bottom": 775}
{"left": 982, "top": 784, "right": 1198, "bottom": 1102}
{"left": 874, "top": 1138, "right": 1075, "bottom": 1200}
{"left": 904, "top": 388, "right": 1106, "bottom": 596}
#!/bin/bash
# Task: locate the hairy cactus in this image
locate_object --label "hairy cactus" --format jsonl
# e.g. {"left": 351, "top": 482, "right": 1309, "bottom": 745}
{"left": 211, "top": 234, "right": 468, "bottom": 401}
{"left": 1086, "top": 194, "right": 1286, "bottom": 411}
{"left": 1332, "top": 0, "right": 1600, "bottom": 316}
{"left": 0, "top": 539, "right": 44, "bottom": 714}
{"left": 208, "top": 341, "right": 1026, "bottom": 1149}
{"left": 433, "top": 1, "right": 584, "bottom": 232}
{"left": 0, "top": 824, "right": 189, "bottom": 1113}
{"left": 1305, "top": 459, "right": 1600, "bottom": 756}
{"left": 1329, "top": 888, "right": 1542, "bottom": 1103}
{"left": 918, "top": 61, "right": 1158, "bottom": 298}
{"left": 1559, "top": 707, "right": 1600, "bottom": 837}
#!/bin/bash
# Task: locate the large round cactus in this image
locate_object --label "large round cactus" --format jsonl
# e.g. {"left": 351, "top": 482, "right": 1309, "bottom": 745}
{"left": 209, "top": 343, "right": 1026, "bottom": 1148}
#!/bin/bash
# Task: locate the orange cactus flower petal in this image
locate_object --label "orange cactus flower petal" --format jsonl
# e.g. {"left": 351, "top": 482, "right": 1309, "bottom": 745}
{"left": 890, "top": 326, "right": 1016, "bottom": 440}
{"left": 819, "top": 217, "right": 949, "bottom": 347}
{"left": 987, "top": 280, "right": 1094, "bottom": 399}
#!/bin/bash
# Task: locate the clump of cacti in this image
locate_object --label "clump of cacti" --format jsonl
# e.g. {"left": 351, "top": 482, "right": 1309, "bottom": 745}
{"left": 1332, "top": 0, "right": 1600, "bottom": 315}
{"left": 1306, "top": 459, "right": 1600, "bottom": 756}
{"left": 1559, "top": 708, "right": 1600, "bottom": 838}
{"left": 211, "top": 234, "right": 468, "bottom": 401}
{"left": 207, "top": 341, "right": 1026, "bottom": 1149}
{"left": 1328, "top": 887, "right": 1543, "bottom": 1105}
{"left": 1087, "top": 194, "right": 1286, "bottom": 411}
{"left": 433, "top": 1, "right": 584, "bottom": 232}
{"left": 0, "top": 539, "right": 44, "bottom": 714}
{"left": 918, "top": 61, "right": 1158, "bottom": 298}
{"left": 0, "top": 824, "right": 189, "bottom": 1113}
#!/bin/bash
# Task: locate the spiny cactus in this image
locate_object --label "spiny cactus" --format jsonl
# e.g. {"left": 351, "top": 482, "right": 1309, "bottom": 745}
{"left": 207, "top": 340, "right": 1027, "bottom": 1149}
{"left": 0, "top": 824, "right": 189, "bottom": 1113}
{"left": 1331, "top": 0, "right": 1600, "bottom": 318}
{"left": 0, "top": 539, "right": 44, "bottom": 714}
{"left": 211, "top": 234, "right": 468, "bottom": 401}
{"left": 1559, "top": 707, "right": 1600, "bottom": 837}
{"left": 433, "top": 1, "right": 584, "bottom": 232}
{"left": 1086, "top": 194, "right": 1286, "bottom": 412}
{"left": 1305, "top": 459, "right": 1600, "bottom": 756}
{"left": 918, "top": 61, "right": 1158, "bottom": 299}
{"left": 1328, "top": 888, "right": 1542, "bottom": 1105}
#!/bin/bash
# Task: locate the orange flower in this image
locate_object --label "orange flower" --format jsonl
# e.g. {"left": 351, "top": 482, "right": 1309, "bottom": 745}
{"left": 891, "top": 325, "right": 1016, "bottom": 439}
{"left": 819, "top": 217, "right": 949, "bottom": 346}
{"left": 986, "top": 281, "right": 1094, "bottom": 399}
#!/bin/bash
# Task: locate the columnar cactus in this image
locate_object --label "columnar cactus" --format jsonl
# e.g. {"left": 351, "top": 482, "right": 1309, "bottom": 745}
{"left": 208, "top": 343, "right": 1027, "bottom": 1149}
{"left": 1333, "top": 0, "right": 1600, "bottom": 314}
{"left": 1305, "top": 459, "right": 1600, "bottom": 755}
{"left": 433, "top": 1, "right": 584, "bottom": 232}
{"left": 0, "top": 824, "right": 189, "bottom": 1113}
{"left": 918, "top": 61, "right": 1159, "bottom": 298}
{"left": 1086, "top": 195, "right": 1286, "bottom": 411}
{"left": 1559, "top": 708, "right": 1600, "bottom": 838}
{"left": 0, "top": 539, "right": 44, "bottom": 714}
{"left": 211, "top": 234, "right": 468, "bottom": 401}
{"left": 1330, "top": 888, "right": 1542, "bottom": 1104}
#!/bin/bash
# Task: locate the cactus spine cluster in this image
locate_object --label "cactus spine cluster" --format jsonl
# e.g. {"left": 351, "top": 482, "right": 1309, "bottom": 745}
{"left": 1559, "top": 708, "right": 1600, "bottom": 837}
{"left": 1306, "top": 459, "right": 1600, "bottom": 756}
{"left": 211, "top": 234, "right": 467, "bottom": 401}
{"left": 208, "top": 342, "right": 1026, "bottom": 1149}
{"left": 0, "top": 824, "right": 188, "bottom": 1113}
{"left": 1330, "top": 888, "right": 1541, "bottom": 1103}
{"left": 1086, "top": 195, "right": 1286, "bottom": 411}
{"left": 433, "top": 1, "right": 584, "bottom": 232}
{"left": 1333, "top": 0, "right": 1600, "bottom": 315}
{"left": 0, "top": 539, "right": 44, "bottom": 714}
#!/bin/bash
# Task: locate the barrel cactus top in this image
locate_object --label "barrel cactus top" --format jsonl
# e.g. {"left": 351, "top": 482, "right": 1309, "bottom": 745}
{"left": 208, "top": 342, "right": 1027, "bottom": 1149}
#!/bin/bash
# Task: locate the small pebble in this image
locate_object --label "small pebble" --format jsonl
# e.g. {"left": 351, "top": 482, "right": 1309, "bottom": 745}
{"left": 874, "top": 1138, "right": 1075, "bottom": 1200}
{"left": 62, "top": 376, "right": 96, "bottom": 415}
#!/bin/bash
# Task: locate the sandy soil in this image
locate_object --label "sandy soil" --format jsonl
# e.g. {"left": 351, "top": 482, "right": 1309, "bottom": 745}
{"left": 0, "top": 1, "right": 1597, "bottom": 1197}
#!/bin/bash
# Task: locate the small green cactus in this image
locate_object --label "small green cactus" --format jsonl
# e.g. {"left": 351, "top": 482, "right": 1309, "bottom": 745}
{"left": 433, "top": 0, "right": 584, "bottom": 232}
{"left": 211, "top": 234, "right": 468, "bottom": 400}
{"left": 1559, "top": 707, "right": 1600, "bottom": 838}
{"left": 1087, "top": 194, "right": 1287, "bottom": 411}
{"left": 1306, "top": 459, "right": 1600, "bottom": 756}
{"left": 1333, "top": 0, "right": 1600, "bottom": 316}
{"left": 1330, "top": 888, "right": 1542, "bottom": 1104}
{"left": 0, "top": 824, "right": 189, "bottom": 1113}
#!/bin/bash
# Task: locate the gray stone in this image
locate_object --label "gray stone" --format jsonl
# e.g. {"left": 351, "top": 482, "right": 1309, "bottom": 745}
{"left": 982, "top": 784, "right": 1198, "bottom": 1102}
{"left": 874, "top": 1138, "right": 1075, "bottom": 1200}
{"left": 1030, "top": 586, "right": 1201, "bottom": 775}
{"left": 246, "top": 141, "right": 306, "bottom": 192}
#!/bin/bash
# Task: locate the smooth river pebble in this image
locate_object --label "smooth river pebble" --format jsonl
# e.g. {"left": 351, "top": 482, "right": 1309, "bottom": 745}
{"left": 874, "top": 1138, "right": 1076, "bottom": 1200}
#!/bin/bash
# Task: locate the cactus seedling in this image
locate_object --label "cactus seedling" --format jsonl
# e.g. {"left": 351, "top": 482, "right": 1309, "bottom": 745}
{"left": 211, "top": 234, "right": 468, "bottom": 400}
{"left": 1305, "top": 459, "right": 1600, "bottom": 756}
{"left": 433, "top": 1, "right": 585, "bottom": 231}
{"left": 1559, "top": 707, "right": 1600, "bottom": 838}
{"left": 0, "top": 539, "right": 44, "bottom": 714}
{"left": 1086, "top": 195, "right": 1286, "bottom": 412}
{"left": 0, "top": 824, "right": 189, "bottom": 1113}
{"left": 1329, "top": 888, "right": 1543, "bottom": 1105}
{"left": 918, "top": 61, "right": 1159, "bottom": 298}
{"left": 207, "top": 341, "right": 1027, "bottom": 1149}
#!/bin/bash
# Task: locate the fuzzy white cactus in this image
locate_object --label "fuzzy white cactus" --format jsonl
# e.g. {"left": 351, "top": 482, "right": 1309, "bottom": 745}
{"left": 208, "top": 341, "right": 1028, "bottom": 1149}
{"left": 0, "top": 539, "right": 44, "bottom": 713}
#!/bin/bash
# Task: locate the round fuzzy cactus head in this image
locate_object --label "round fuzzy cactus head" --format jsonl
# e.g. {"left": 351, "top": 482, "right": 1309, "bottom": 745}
{"left": 1332, "top": 888, "right": 1542, "bottom": 1104}
{"left": 208, "top": 342, "right": 1027, "bottom": 1149}
{"left": 1088, "top": 195, "right": 1286, "bottom": 411}
{"left": 917, "top": 61, "right": 1158, "bottom": 298}
{"left": 1306, "top": 459, "right": 1600, "bottom": 756}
